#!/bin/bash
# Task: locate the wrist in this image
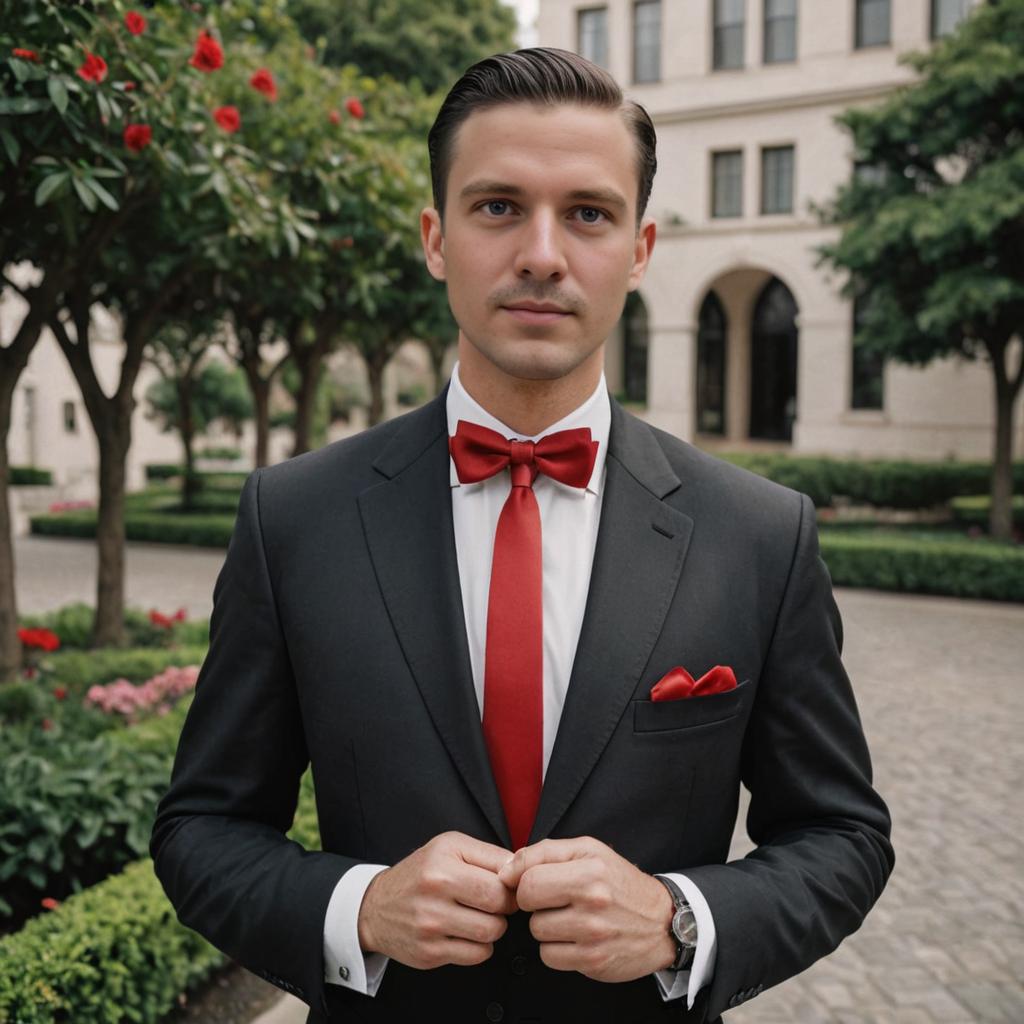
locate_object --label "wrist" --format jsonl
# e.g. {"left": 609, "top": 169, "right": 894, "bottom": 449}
{"left": 357, "top": 868, "right": 387, "bottom": 954}
{"left": 654, "top": 875, "right": 698, "bottom": 971}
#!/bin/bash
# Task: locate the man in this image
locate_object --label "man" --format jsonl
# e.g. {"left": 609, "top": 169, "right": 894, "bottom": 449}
{"left": 151, "top": 48, "right": 892, "bottom": 1023}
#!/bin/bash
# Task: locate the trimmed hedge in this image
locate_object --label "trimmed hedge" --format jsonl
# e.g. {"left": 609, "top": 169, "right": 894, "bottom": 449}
{"left": 0, "top": 858, "right": 226, "bottom": 1024}
{"left": 950, "top": 494, "right": 1024, "bottom": 527}
{"left": 721, "top": 453, "right": 1024, "bottom": 509}
{"left": 18, "top": 604, "right": 209, "bottom": 652}
{"left": 30, "top": 511, "right": 235, "bottom": 548}
{"left": 144, "top": 463, "right": 180, "bottom": 480}
{"left": 10, "top": 467, "right": 53, "bottom": 486}
{"left": 819, "top": 529, "right": 1024, "bottom": 601}
{"left": 46, "top": 646, "right": 209, "bottom": 696}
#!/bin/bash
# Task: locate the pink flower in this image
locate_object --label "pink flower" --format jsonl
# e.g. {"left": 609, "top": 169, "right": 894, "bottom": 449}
{"left": 329, "top": 109, "right": 341, "bottom": 126}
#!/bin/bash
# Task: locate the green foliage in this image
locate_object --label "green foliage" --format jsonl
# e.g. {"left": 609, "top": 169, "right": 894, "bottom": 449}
{"left": 18, "top": 602, "right": 207, "bottom": 653}
{"left": 197, "top": 444, "right": 242, "bottom": 460}
{"left": 819, "top": 528, "right": 1024, "bottom": 601}
{"left": 31, "top": 509, "right": 235, "bottom": 547}
{"left": 0, "top": 858, "right": 225, "bottom": 1024}
{"left": 45, "top": 646, "right": 208, "bottom": 693}
{"left": 145, "top": 356, "right": 254, "bottom": 437}
{"left": 289, "top": 0, "right": 517, "bottom": 93}
{"left": 8, "top": 467, "right": 53, "bottom": 486}
{"left": 144, "top": 463, "right": 181, "bottom": 480}
{"left": 950, "top": 493, "right": 1024, "bottom": 527}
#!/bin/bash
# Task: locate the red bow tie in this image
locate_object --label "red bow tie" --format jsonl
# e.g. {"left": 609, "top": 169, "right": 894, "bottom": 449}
{"left": 448, "top": 420, "right": 598, "bottom": 488}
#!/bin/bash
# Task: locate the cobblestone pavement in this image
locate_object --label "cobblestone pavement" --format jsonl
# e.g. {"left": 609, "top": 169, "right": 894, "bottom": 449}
{"left": 17, "top": 536, "right": 1024, "bottom": 1022}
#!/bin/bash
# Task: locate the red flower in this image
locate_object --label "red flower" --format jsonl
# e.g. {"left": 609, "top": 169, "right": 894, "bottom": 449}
{"left": 213, "top": 105, "right": 240, "bottom": 133}
{"left": 328, "top": 109, "right": 341, "bottom": 126}
{"left": 53, "top": 686, "right": 68, "bottom": 701}
{"left": 123, "top": 123, "right": 152, "bottom": 153}
{"left": 18, "top": 627, "right": 61, "bottom": 652}
{"left": 149, "top": 609, "right": 173, "bottom": 628}
{"left": 41, "top": 897, "right": 60, "bottom": 910}
{"left": 122, "top": 81, "right": 136, "bottom": 91}
{"left": 12, "top": 48, "right": 41, "bottom": 62}
{"left": 42, "top": 718, "right": 54, "bottom": 731}
{"left": 249, "top": 68, "right": 278, "bottom": 102}
{"left": 124, "top": 11, "right": 147, "bottom": 36}
{"left": 189, "top": 30, "right": 223, "bottom": 72}
{"left": 77, "top": 52, "right": 108, "bottom": 84}
{"left": 345, "top": 97, "right": 364, "bottom": 120}
{"left": 173, "top": 608, "right": 187, "bottom": 622}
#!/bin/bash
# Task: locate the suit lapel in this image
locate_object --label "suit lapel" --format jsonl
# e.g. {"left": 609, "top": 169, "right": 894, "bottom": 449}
{"left": 531, "top": 399, "right": 695, "bottom": 842}
{"left": 358, "top": 392, "right": 510, "bottom": 847}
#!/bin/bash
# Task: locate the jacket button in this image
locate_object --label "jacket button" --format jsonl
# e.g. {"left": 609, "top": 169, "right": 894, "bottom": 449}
{"left": 485, "top": 1002, "right": 504, "bottom": 1022}
{"left": 338, "top": 965, "right": 350, "bottom": 981}
{"left": 510, "top": 954, "right": 528, "bottom": 976}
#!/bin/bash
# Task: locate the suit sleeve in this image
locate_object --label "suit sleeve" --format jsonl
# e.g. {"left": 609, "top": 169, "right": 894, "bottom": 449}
{"left": 150, "top": 470, "right": 360, "bottom": 1017}
{"left": 682, "top": 492, "right": 894, "bottom": 1019}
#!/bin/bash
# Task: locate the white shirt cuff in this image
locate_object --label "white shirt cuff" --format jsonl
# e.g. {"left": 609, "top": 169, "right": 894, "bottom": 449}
{"left": 652, "top": 872, "right": 718, "bottom": 1009}
{"left": 323, "top": 863, "right": 390, "bottom": 995}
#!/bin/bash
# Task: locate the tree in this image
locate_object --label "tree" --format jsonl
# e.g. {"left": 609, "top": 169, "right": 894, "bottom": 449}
{"left": 817, "top": 0, "right": 1024, "bottom": 539}
{"left": 289, "top": 0, "right": 517, "bottom": 93}
{"left": 145, "top": 330, "right": 253, "bottom": 506}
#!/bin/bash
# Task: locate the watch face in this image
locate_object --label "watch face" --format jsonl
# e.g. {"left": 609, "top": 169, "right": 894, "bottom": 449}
{"left": 673, "top": 907, "right": 699, "bottom": 947}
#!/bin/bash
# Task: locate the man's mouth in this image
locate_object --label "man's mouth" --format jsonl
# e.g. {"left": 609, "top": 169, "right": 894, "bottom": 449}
{"left": 501, "top": 303, "right": 572, "bottom": 325}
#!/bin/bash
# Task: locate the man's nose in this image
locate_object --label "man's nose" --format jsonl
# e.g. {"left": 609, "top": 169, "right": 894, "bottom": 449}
{"left": 514, "top": 209, "right": 567, "bottom": 280}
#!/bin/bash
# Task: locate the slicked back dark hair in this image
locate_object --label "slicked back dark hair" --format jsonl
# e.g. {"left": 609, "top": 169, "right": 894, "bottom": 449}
{"left": 428, "top": 48, "right": 657, "bottom": 229}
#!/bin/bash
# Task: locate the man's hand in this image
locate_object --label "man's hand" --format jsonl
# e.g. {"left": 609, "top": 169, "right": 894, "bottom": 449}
{"left": 498, "top": 836, "right": 677, "bottom": 983}
{"left": 357, "top": 831, "right": 518, "bottom": 970}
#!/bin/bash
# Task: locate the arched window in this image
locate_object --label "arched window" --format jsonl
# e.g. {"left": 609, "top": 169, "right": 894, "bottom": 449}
{"left": 622, "top": 292, "right": 649, "bottom": 404}
{"left": 696, "top": 292, "right": 727, "bottom": 434}
{"left": 750, "top": 278, "right": 798, "bottom": 441}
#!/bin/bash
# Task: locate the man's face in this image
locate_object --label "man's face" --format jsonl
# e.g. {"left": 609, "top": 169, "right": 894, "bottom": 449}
{"left": 421, "top": 102, "right": 656, "bottom": 390}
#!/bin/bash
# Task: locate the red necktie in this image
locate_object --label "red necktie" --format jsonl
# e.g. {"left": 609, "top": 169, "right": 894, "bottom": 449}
{"left": 449, "top": 420, "right": 598, "bottom": 850}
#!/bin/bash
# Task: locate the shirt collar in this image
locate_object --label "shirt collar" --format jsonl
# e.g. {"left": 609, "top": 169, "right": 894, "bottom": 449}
{"left": 446, "top": 361, "right": 610, "bottom": 496}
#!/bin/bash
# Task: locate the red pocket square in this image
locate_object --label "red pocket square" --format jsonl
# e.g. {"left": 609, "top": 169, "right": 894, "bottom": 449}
{"left": 650, "top": 665, "right": 738, "bottom": 701}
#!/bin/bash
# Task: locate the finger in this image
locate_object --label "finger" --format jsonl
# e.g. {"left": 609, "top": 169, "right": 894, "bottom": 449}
{"left": 436, "top": 937, "right": 498, "bottom": 968}
{"left": 438, "top": 904, "right": 510, "bottom": 946}
{"left": 536, "top": 940, "right": 580, "bottom": 974}
{"left": 448, "top": 833, "right": 516, "bottom": 874}
{"left": 454, "top": 866, "right": 520, "bottom": 915}
{"left": 515, "top": 860, "right": 593, "bottom": 912}
{"left": 527, "top": 906, "right": 580, "bottom": 944}
{"left": 498, "top": 837, "right": 597, "bottom": 888}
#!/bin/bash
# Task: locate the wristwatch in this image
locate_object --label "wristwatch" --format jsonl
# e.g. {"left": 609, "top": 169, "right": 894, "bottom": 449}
{"left": 656, "top": 875, "right": 698, "bottom": 971}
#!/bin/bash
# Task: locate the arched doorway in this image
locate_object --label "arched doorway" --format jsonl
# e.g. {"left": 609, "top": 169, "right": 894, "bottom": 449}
{"left": 622, "top": 291, "right": 649, "bottom": 404}
{"left": 696, "top": 292, "right": 727, "bottom": 435}
{"left": 749, "top": 277, "right": 798, "bottom": 441}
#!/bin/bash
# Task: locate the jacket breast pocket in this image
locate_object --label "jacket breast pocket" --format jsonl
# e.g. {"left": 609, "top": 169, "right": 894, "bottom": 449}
{"left": 632, "top": 678, "right": 752, "bottom": 733}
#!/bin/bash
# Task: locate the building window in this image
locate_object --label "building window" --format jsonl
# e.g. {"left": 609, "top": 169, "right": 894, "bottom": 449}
{"left": 851, "top": 295, "right": 884, "bottom": 410}
{"left": 578, "top": 7, "right": 609, "bottom": 68}
{"left": 712, "top": 150, "right": 743, "bottom": 218}
{"left": 622, "top": 292, "right": 649, "bottom": 403}
{"left": 750, "top": 278, "right": 799, "bottom": 441}
{"left": 761, "top": 145, "right": 795, "bottom": 214}
{"left": 712, "top": 0, "right": 745, "bottom": 70}
{"left": 697, "top": 292, "right": 727, "bottom": 434}
{"left": 63, "top": 400, "right": 77, "bottom": 433}
{"left": 633, "top": 1, "right": 661, "bottom": 83}
{"left": 931, "top": 0, "right": 972, "bottom": 38}
{"left": 855, "top": 0, "right": 890, "bottom": 48}
{"left": 764, "top": 0, "right": 797, "bottom": 63}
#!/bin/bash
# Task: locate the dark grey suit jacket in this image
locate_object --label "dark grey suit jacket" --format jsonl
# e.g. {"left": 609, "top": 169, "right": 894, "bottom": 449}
{"left": 151, "top": 390, "right": 892, "bottom": 1023}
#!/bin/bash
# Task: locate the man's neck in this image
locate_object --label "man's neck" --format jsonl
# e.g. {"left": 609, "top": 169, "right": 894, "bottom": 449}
{"left": 456, "top": 345, "right": 604, "bottom": 437}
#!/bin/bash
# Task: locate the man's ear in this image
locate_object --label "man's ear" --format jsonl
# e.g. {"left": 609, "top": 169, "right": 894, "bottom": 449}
{"left": 627, "top": 216, "right": 657, "bottom": 291}
{"left": 420, "top": 207, "right": 446, "bottom": 282}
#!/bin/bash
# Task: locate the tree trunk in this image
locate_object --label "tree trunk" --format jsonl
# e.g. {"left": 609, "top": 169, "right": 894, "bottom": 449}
{"left": 292, "top": 354, "right": 322, "bottom": 456}
{"left": 989, "top": 334, "right": 1023, "bottom": 541}
{"left": 366, "top": 358, "right": 386, "bottom": 427}
{"left": 244, "top": 368, "right": 271, "bottom": 468}
{"left": 427, "top": 342, "right": 447, "bottom": 396}
{"left": 176, "top": 377, "right": 198, "bottom": 509}
{"left": 93, "top": 425, "right": 130, "bottom": 647}
{"left": 0, "top": 279, "right": 58, "bottom": 681}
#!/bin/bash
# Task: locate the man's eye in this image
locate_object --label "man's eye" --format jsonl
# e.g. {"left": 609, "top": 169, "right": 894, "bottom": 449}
{"left": 483, "top": 200, "right": 511, "bottom": 216}
{"left": 576, "top": 207, "right": 606, "bottom": 224}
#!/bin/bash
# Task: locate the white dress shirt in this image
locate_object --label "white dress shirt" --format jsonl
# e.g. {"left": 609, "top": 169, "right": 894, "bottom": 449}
{"left": 323, "top": 363, "right": 717, "bottom": 1007}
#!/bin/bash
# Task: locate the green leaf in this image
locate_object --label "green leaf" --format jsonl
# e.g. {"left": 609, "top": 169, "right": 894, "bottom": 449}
{"left": 72, "top": 174, "right": 98, "bottom": 212}
{"left": 83, "top": 175, "right": 119, "bottom": 211}
{"left": 47, "top": 76, "right": 69, "bottom": 115}
{"left": 0, "top": 96, "right": 51, "bottom": 115}
{"left": 34, "top": 170, "right": 68, "bottom": 206}
{"left": 0, "top": 130, "right": 19, "bottom": 165}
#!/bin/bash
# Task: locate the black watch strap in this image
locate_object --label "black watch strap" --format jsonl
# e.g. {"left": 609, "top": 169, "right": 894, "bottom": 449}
{"left": 656, "top": 875, "right": 698, "bottom": 971}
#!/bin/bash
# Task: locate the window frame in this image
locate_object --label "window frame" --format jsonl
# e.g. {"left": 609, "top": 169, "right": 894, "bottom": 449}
{"left": 711, "top": 148, "right": 744, "bottom": 219}
{"left": 763, "top": 0, "right": 798, "bottom": 64}
{"left": 854, "top": 0, "right": 891, "bottom": 49}
{"left": 632, "top": 0, "right": 662, "bottom": 84}
{"left": 577, "top": 5, "right": 609, "bottom": 68}
{"left": 760, "top": 144, "right": 796, "bottom": 215}
{"left": 712, "top": 0, "right": 746, "bottom": 71}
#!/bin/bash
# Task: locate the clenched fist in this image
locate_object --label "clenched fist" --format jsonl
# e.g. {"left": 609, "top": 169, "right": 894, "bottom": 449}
{"left": 357, "top": 831, "right": 518, "bottom": 970}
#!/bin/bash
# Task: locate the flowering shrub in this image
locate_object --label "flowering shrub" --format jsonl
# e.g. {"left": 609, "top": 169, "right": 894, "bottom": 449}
{"left": 85, "top": 664, "right": 199, "bottom": 722}
{"left": 189, "top": 29, "right": 224, "bottom": 72}
{"left": 148, "top": 607, "right": 186, "bottom": 629}
{"left": 249, "top": 67, "right": 277, "bottom": 101}
{"left": 76, "top": 51, "right": 108, "bottom": 83}
{"left": 213, "top": 104, "right": 241, "bottom": 132}
{"left": 18, "top": 627, "right": 60, "bottom": 652}
{"left": 122, "top": 123, "right": 152, "bottom": 153}
{"left": 47, "top": 500, "right": 94, "bottom": 514}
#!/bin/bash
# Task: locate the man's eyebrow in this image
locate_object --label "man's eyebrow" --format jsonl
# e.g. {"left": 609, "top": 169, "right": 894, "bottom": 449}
{"left": 458, "top": 180, "right": 628, "bottom": 212}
